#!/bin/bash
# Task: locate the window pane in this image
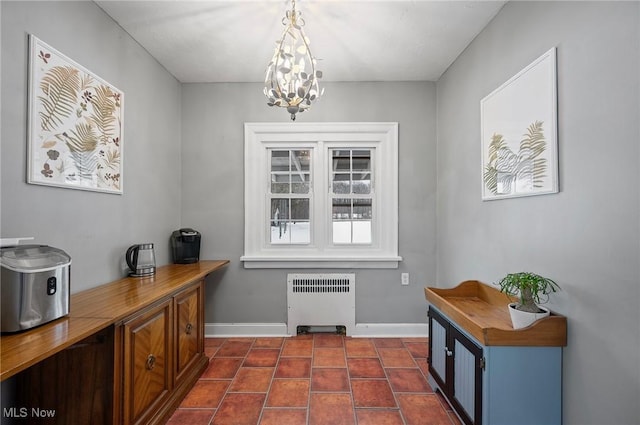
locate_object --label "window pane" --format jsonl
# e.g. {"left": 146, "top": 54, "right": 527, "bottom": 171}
{"left": 332, "top": 198, "right": 351, "bottom": 244}
{"left": 271, "top": 151, "right": 289, "bottom": 172}
{"left": 291, "top": 199, "right": 310, "bottom": 220}
{"left": 270, "top": 199, "right": 289, "bottom": 244}
{"left": 271, "top": 173, "right": 290, "bottom": 194}
{"left": 272, "top": 150, "right": 311, "bottom": 195}
{"left": 293, "top": 150, "right": 310, "bottom": 171}
{"left": 331, "top": 149, "right": 372, "bottom": 195}
{"left": 332, "top": 150, "right": 351, "bottom": 171}
{"left": 291, "top": 173, "right": 310, "bottom": 194}
{"left": 353, "top": 199, "right": 372, "bottom": 217}
{"left": 270, "top": 198, "right": 310, "bottom": 244}
{"left": 333, "top": 173, "right": 351, "bottom": 194}
{"left": 352, "top": 150, "right": 371, "bottom": 171}
{"left": 332, "top": 198, "right": 351, "bottom": 219}
{"left": 291, "top": 183, "right": 310, "bottom": 193}
{"left": 290, "top": 222, "right": 310, "bottom": 244}
{"left": 332, "top": 221, "right": 352, "bottom": 244}
{"left": 268, "top": 149, "right": 312, "bottom": 245}
{"left": 352, "top": 221, "right": 372, "bottom": 244}
{"left": 332, "top": 199, "right": 372, "bottom": 244}
{"left": 352, "top": 173, "right": 371, "bottom": 194}
{"left": 271, "top": 199, "right": 289, "bottom": 221}
{"left": 353, "top": 198, "right": 372, "bottom": 244}
{"left": 271, "top": 184, "right": 289, "bottom": 194}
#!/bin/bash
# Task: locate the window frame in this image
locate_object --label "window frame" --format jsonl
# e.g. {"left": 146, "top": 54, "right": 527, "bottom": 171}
{"left": 242, "top": 122, "right": 401, "bottom": 269}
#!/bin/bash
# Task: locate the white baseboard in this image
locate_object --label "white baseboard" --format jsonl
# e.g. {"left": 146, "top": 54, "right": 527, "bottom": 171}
{"left": 205, "top": 323, "right": 288, "bottom": 338}
{"left": 352, "top": 323, "right": 428, "bottom": 337}
{"left": 205, "top": 322, "right": 427, "bottom": 338}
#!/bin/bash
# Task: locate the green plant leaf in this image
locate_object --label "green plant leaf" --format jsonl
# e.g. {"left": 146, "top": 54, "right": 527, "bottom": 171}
{"left": 496, "top": 272, "right": 560, "bottom": 309}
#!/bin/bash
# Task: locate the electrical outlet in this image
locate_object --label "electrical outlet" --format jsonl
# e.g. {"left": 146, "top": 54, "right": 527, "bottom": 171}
{"left": 401, "top": 273, "right": 409, "bottom": 286}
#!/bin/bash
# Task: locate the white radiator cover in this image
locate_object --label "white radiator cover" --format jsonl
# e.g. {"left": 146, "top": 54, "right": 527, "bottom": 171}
{"left": 287, "top": 273, "right": 355, "bottom": 336}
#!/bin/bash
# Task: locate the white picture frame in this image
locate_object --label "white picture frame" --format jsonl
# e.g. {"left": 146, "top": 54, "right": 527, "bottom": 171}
{"left": 27, "top": 34, "right": 124, "bottom": 194}
{"left": 481, "top": 47, "right": 558, "bottom": 201}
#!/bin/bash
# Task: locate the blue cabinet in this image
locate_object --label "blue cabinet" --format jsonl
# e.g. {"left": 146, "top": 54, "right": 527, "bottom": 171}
{"left": 425, "top": 282, "right": 566, "bottom": 425}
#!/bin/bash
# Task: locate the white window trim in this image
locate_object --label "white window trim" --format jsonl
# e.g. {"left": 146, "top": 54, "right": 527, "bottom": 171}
{"left": 242, "top": 122, "right": 401, "bottom": 269}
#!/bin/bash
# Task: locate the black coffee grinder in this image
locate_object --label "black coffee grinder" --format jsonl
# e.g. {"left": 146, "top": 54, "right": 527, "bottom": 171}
{"left": 170, "top": 228, "right": 201, "bottom": 264}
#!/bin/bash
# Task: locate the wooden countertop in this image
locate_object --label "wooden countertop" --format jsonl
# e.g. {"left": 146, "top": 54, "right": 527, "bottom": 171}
{"left": 0, "top": 260, "right": 229, "bottom": 381}
{"left": 70, "top": 260, "right": 230, "bottom": 321}
{"left": 425, "top": 280, "right": 567, "bottom": 347}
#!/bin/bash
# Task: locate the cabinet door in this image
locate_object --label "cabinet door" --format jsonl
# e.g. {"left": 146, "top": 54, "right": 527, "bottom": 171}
{"left": 428, "top": 307, "right": 483, "bottom": 425}
{"left": 450, "top": 325, "right": 483, "bottom": 425}
{"left": 122, "top": 300, "right": 173, "bottom": 425}
{"left": 428, "top": 307, "right": 449, "bottom": 390}
{"left": 174, "top": 282, "right": 203, "bottom": 383}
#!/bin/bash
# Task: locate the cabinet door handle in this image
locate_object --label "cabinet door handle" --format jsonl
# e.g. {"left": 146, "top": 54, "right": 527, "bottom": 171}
{"left": 146, "top": 354, "right": 156, "bottom": 370}
{"left": 445, "top": 347, "right": 453, "bottom": 357}
{"left": 185, "top": 323, "right": 193, "bottom": 335}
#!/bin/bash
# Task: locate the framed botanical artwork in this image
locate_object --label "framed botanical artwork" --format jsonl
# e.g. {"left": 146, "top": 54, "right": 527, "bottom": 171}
{"left": 27, "top": 34, "right": 124, "bottom": 194}
{"left": 481, "top": 47, "right": 558, "bottom": 201}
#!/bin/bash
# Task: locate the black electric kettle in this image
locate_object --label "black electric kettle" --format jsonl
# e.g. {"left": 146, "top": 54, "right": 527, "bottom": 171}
{"left": 126, "top": 243, "right": 156, "bottom": 277}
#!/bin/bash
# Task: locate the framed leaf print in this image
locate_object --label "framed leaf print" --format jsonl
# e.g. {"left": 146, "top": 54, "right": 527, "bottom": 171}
{"left": 27, "top": 35, "right": 123, "bottom": 194}
{"left": 481, "top": 47, "right": 558, "bottom": 201}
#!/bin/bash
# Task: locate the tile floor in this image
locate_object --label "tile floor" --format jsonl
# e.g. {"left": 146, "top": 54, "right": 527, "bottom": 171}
{"left": 167, "top": 334, "right": 462, "bottom": 425}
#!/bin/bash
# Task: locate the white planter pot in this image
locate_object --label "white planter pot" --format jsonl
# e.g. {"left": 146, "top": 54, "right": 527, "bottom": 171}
{"left": 508, "top": 303, "right": 550, "bottom": 329}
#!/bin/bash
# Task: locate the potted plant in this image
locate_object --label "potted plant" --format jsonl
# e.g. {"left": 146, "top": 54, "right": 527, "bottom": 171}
{"left": 496, "top": 272, "right": 560, "bottom": 329}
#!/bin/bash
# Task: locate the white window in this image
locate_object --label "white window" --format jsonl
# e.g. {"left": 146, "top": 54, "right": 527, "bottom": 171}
{"left": 269, "top": 149, "right": 311, "bottom": 244}
{"left": 242, "top": 122, "right": 401, "bottom": 268}
{"left": 330, "top": 149, "right": 373, "bottom": 245}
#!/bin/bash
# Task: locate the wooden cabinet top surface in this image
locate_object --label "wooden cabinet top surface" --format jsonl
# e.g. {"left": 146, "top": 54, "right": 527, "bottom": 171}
{"left": 70, "top": 260, "right": 229, "bottom": 321}
{"left": 425, "top": 280, "right": 567, "bottom": 347}
{"left": 0, "top": 260, "right": 229, "bottom": 381}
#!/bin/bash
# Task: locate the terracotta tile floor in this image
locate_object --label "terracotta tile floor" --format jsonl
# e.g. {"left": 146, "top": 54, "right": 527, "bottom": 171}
{"left": 167, "top": 334, "right": 462, "bottom": 425}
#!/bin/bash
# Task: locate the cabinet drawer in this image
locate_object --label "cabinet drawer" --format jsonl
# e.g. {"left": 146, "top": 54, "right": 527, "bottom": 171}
{"left": 122, "top": 300, "right": 173, "bottom": 425}
{"left": 174, "top": 282, "right": 203, "bottom": 383}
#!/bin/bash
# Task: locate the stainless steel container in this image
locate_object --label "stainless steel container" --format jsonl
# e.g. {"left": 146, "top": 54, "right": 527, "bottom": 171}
{"left": 1, "top": 245, "right": 71, "bottom": 332}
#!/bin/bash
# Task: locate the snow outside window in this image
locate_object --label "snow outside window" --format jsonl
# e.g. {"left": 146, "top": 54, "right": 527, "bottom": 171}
{"left": 242, "top": 122, "right": 401, "bottom": 269}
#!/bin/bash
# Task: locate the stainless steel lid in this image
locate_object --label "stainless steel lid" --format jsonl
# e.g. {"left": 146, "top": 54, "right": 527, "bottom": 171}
{"left": 0, "top": 245, "right": 71, "bottom": 273}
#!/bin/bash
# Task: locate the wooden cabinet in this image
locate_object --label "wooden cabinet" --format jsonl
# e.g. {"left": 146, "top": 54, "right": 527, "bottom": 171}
{"left": 3, "top": 261, "right": 229, "bottom": 425}
{"left": 122, "top": 299, "right": 173, "bottom": 425}
{"left": 13, "top": 327, "right": 115, "bottom": 425}
{"left": 117, "top": 280, "right": 208, "bottom": 425}
{"left": 425, "top": 281, "right": 567, "bottom": 425}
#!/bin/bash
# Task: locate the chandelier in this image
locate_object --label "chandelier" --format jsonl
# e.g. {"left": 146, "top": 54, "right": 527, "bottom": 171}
{"left": 264, "top": 0, "right": 324, "bottom": 121}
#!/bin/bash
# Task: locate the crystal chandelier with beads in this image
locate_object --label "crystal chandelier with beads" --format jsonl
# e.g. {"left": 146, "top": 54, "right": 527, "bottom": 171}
{"left": 263, "top": 0, "right": 324, "bottom": 121}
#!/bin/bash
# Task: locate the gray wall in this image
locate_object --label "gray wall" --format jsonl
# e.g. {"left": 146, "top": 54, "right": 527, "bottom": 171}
{"left": 3, "top": 1, "right": 638, "bottom": 423}
{"left": 1, "top": 1, "right": 182, "bottom": 292}
{"left": 436, "top": 2, "right": 639, "bottom": 424}
{"left": 181, "top": 82, "right": 437, "bottom": 324}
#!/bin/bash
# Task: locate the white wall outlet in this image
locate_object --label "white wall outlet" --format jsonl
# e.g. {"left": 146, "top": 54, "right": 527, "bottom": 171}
{"left": 401, "top": 272, "right": 409, "bottom": 286}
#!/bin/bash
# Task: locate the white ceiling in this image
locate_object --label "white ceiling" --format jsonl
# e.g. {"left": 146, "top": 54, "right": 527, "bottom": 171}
{"left": 95, "top": 0, "right": 506, "bottom": 83}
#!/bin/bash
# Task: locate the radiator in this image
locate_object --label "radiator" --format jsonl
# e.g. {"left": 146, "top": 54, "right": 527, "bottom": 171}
{"left": 287, "top": 273, "right": 355, "bottom": 336}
